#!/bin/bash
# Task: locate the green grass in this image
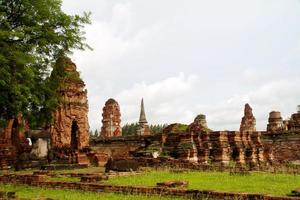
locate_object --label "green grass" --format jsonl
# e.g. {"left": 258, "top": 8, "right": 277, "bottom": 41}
{"left": 0, "top": 184, "right": 184, "bottom": 200}
{"left": 2, "top": 167, "right": 299, "bottom": 197}
{"left": 106, "top": 170, "right": 300, "bottom": 196}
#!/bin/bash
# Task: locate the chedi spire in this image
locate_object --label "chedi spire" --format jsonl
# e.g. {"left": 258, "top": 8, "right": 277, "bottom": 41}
{"left": 137, "top": 98, "right": 151, "bottom": 136}
{"left": 139, "top": 98, "right": 148, "bottom": 125}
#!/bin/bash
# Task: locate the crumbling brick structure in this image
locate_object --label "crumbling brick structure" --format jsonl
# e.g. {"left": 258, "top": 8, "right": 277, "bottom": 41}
{"left": 187, "top": 114, "right": 210, "bottom": 133}
{"left": 266, "top": 111, "right": 286, "bottom": 133}
{"left": 100, "top": 98, "right": 122, "bottom": 138}
{"left": 0, "top": 114, "right": 27, "bottom": 148}
{"left": 240, "top": 104, "right": 256, "bottom": 132}
{"left": 289, "top": 112, "right": 300, "bottom": 131}
{"left": 50, "top": 58, "right": 89, "bottom": 149}
{"left": 0, "top": 114, "right": 27, "bottom": 169}
{"left": 163, "top": 131, "right": 267, "bottom": 164}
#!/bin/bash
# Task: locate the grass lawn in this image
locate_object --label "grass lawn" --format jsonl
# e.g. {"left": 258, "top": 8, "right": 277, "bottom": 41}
{"left": 106, "top": 170, "right": 300, "bottom": 196}
{"left": 0, "top": 184, "right": 184, "bottom": 200}
{"left": 2, "top": 167, "right": 299, "bottom": 197}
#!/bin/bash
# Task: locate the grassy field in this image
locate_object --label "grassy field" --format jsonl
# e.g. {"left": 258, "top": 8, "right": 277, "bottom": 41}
{"left": 2, "top": 167, "right": 299, "bottom": 197}
{"left": 0, "top": 184, "right": 184, "bottom": 200}
{"left": 106, "top": 170, "right": 300, "bottom": 196}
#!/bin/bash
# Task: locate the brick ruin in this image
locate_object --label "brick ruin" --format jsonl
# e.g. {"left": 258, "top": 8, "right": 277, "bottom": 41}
{"left": 0, "top": 114, "right": 28, "bottom": 169}
{"left": 0, "top": 114, "right": 27, "bottom": 149}
{"left": 100, "top": 98, "right": 122, "bottom": 138}
{"left": 240, "top": 103, "right": 256, "bottom": 132}
{"left": 187, "top": 114, "right": 210, "bottom": 133}
{"left": 266, "top": 109, "right": 300, "bottom": 134}
{"left": 50, "top": 58, "right": 89, "bottom": 149}
{"left": 263, "top": 107, "right": 300, "bottom": 163}
{"left": 0, "top": 58, "right": 92, "bottom": 169}
{"left": 92, "top": 131, "right": 269, "bottom": 166}
{"left": 92, "top": 109, "right": 269, "bottom": 165}
{"left": 290, "top": 112, "right": 300, "bottom": 131}
{"left": 1, "top": 56, "right": 300, "bottom": 170}
{"left": 266, "top": 111, "right": 286, "bottom": 133}
{"left": 158, "top": 106, "right": 267, "bottom": 165}
{"left": 163, "top": 121, "right": 267, "bottom": 164}
{"left": 92, "top": 103, "right": 300, "bottom": 166}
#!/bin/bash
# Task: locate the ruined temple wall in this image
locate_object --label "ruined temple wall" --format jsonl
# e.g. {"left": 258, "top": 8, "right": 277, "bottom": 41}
{"left": 89, "top": 130, "right": 300, "bottom": 165}
{"left": 209, "top": 131, "right": 265, "bottom": 164}
{"left": 91, "top": 141, "right": 141, "bottom": 158}
{"left": 164, "top": 131, "right": 267, "bottom": 164}
{"left": 90, "top": 135, "right": 160, "bottom": 158}
{"left": 262, "top": 131, "right": 300, "bottom": 163}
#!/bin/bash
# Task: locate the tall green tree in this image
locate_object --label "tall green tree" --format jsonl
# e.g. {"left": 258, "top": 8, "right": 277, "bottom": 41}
{"left": 0, "top": 0, "right": 91, "bottom": 127}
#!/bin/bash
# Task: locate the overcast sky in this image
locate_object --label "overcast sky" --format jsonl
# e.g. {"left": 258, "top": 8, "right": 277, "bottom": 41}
{"left": 62, "top": 0, "right": 300, "bottom": 132}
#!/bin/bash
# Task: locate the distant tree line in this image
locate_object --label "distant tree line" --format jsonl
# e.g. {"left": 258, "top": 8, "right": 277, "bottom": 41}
{"left": 90, "top": 123, "right": 168, "bottom": 137}
{"left": 121, "top": 123, "right": 139, "bottom": 136}
{"left": 122, "top": 123, "right": 168, "bottom": 136}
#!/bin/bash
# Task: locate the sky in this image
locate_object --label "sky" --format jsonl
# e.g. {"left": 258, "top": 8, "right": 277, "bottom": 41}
{"left": 61, "top": 0, "right": 300, "bottom": 132}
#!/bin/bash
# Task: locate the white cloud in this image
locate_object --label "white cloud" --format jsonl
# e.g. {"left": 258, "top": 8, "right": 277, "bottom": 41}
{"left": 61, "top": 1, "right": 300, "bottom": 132}
{"left": 117, "top": 73, "right": 198, "bottom": 124}
{"left": 112, "top": 77, "right": 300, "bottom": 132}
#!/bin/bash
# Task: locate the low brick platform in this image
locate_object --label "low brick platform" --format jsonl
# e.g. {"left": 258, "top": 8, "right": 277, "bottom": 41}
{"left": 0, "top": 174, "right": 299, "bottom": 200}
{"left": 61, "top": 171, "right": 139, "bottom": 179}
{"left": 41, "top": 164, "right": 88, "bottom": 170}
{"left": 0, "top": 174, "right": 46, "bottom": 183}
{"left": 80, "top": 176, "right": 102, "bottom": 183}
{"left": 157, "top": 181, "right": 188, "bottom": 188}
{"left": 60, "top": 173, "right": 101, "bottom": 177}
{"left": 0, "top": 191, "right": 16, "bottom": 199}
{"left": 33, "top": 171, "right": 53, "bottom": 176}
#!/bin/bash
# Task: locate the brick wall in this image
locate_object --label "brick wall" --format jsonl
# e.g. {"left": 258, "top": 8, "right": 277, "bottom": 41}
{"left": 262, "top": 132, "right": 300, "bottom": 163}
{"left": 91, "top": 135, "right": 160, "bottom": 158}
